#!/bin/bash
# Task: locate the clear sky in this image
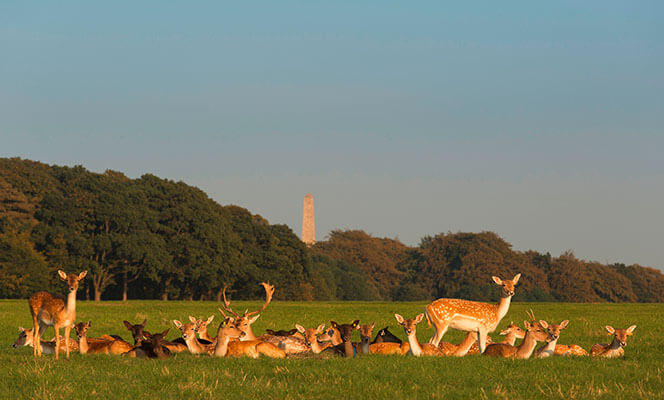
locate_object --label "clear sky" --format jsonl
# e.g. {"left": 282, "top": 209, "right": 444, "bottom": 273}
{"left": 1, "top": 1, "right": 663, "bottom": 269}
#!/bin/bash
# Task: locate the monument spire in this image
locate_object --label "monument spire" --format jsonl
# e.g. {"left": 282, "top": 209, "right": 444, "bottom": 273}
{"left": 302, "top": 193, "right": 315, "bottom": 245}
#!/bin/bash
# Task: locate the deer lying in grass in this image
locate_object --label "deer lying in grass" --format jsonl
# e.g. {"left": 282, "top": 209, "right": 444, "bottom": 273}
{"left": 173, "top": 319, "right": 216, "bottom": 355}
{"left": 13, "top": 326, "right": 79, "bottom": 354}
{"left": 190, "top": 315, "right": 216, "bottom": 343}
{"left": 295, "top": 324, "right": 333, "bottom": 354}
{"left": 29, "top": 270, "right": 87, "bottom": 359}
{"left": 371, "top": 327, "right": 402, "bottom": 344}
{"left": 74, "top": 321, "right": 133, "bottom": 355}
{"left": 124, "top": 329, "right": 172, "bottom": 359}
{"left": 322, "top": 320, "right": 360, "bottom": 357}
{"left": 124, "top": 318, "right": 187, "bottom": 353}
{"left": 591, "top": 325, "right": 636, "bottom": 358}
{"left": 352, "top": 322, "right": 375, "bottom": 355}
{"left": 213, "top": 312, "right": 286, "bottom": 358}
{"left": 534, "top": 320, "right": 569, "bottom": 358}
{"left": 554, "top": 343, "right": 588, "bottom": 356}
{"left": 395, "top": 313, "right": 444, "bottom": 357}
{"left": 425, "top": 273, "right": 520, "bottom": 353}
{"left": 220, "top": 282, "right": 308, "bottom": 354}
{"left": 483, "top": 318, "right": 553, "bottom": 359}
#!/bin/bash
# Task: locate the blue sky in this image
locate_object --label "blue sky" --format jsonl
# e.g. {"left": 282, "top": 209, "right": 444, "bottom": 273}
{"left": 1, "top": 1, "right": 663, "bottom": 269}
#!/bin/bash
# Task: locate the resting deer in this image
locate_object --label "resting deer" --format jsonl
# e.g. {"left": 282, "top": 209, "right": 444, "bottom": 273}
{"left": 425, "top": 273, "right": 520, "bottom": 353}
{"left": 591, "top": 325, "right": 636, "bottom": 358}
{"left": 124, "top": 329, "right": 172, "bottom": 359}
{"left": 214, "top": 311, "right": 286, "bottom": 358}
{"left": 322, "top": 320, "right": 360, "bottom": 357}
{"left": 29, "top": 269, "right": 87, "bottom": 359}
{"left": 124, "top": 318, "right": 187, "bottom": 353}
{"left": 483, "top": 319, "right": 553, "bottom": 359}
{"left": 352, "top": 322, "right": 375, "bottom": 355}
{"left": 13, "top": 326, "right": 78, "bottom": 354}
{"left": 534, "top": 320, "right": 569, "bottom": 358}
{"left": 295, "top": 324, "right": 333, "bottom": 354}
{"left": 396, "top": 313, "right": 444, "bottom": 357}
{"left": 173, "top": 319, "right": 216, "bottom": 355}
{"left": 123, "top": 319, "right": 148, "bottom": 345}
{"left": 371, "top": 327, "right": 402, "bottom": 344}
{"left": 220, "top": 282, "right": 308, "bottom": 354}
{"left": 191, "top": 315, "right": 216, "bottom": 343}
{"left": 554, "top": 343, "right": 588, "bottom": 356}
{"left": 74, "top": 321, "right": 133, "bottom": 355}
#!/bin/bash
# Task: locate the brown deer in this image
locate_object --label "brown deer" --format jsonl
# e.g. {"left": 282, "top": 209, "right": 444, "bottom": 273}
{"left": 295, "top": 324, "right": 333, "bottom": 354}
{"left": 535, "top": 320, "right": 569, "bottom": 358}
{"left": 352, "top": 322, "right": 375, "bottom": 355}
{"left": 591, "top": 325, "right": 636, "bottom": 358}
{"left": 323, "top": 320, "right": 360, "bottom": 357}
{"left": 371, "top": 327, "right": 402, "bottom": 344}
{"left": 214, "top": 311, "right": 286, "bottom": 358}
{"left": 13, "top": 326, "right": 78, "bottom": 354}
{"left": 220, "top": 282, "right": 308, "bottom": 354}
{"left": 425, "top": 273, "right": 520, "bottom": 353}
{"left": 124, "top": 329, "right": 172, "bottom": 359}
{"left": 173, "top": 319, "right": 216, "bottom": 355}
{"left": 395, "top": 313, "right": 444, "bottom": 357}
{"left": 124, "top": 318, "right": 187, "bottom": 353}
{"left": 123, "top": 319, "right": 148, "bottom": 345}
{"left": 190, "top": 315, "right": 216, "bottom": 343}
{"left": 554, "top": 343, "right": 588, "bottom": 356}
{"left": 483, "top": 319, "right": 553, "bottom": 359}
{"left": 29, "top": 270, "right": 87, "bottom": 359}
{"left": 74, "top": 321, "right": 133, "bottom": 355}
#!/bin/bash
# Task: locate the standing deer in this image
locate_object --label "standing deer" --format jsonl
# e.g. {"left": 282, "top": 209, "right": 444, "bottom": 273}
{"left": 425, "top": 273, "right": 521, "bottom": 353}
{"left": 395, "top": 313, "right": 444, "bottom": 357}
{"left": 29, "top": 270, "right": 87, "bottom": 359}
{"left": 591, "top": 325, "right": 636, "bottom": 358}
{"left": 220, "top": 282, "right": 308, "bottom": 354}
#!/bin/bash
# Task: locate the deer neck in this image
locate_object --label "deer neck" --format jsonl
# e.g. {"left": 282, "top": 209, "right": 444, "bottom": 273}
{"left": 536, "top": 337, "right": 558, "bottom": 357}
{"left": 515, "top": 331, "right": 539, "bottom": 359}
{"left": 184, "top": 334, "right": 205, "bottom": 353}
{"left": 360, "top": 339, "right": 370, "bottom": 355}
{"left": 214, "top": 334, "right": 231, "bottom": 357}
{"left": 65, "top": 290, "right": 77, "bottom": 317}
{"left": 78, "top": 335, "right": 88, "bottom": 354}
{"left": 496, "top": 295, "right": 512, "bottom": 322}
{"left": 342, "top": 340, "right": 354, "bottom": 357}
{"left": 198, "top": 329, "right": 214, "bottom": 342}
{"left": 608, "top": 336, "right": 622, "bottom": 351}
{"left": 502, "top": 332, "right": 518, "bottom": 346}
{"left": 406, "top": 332, "right": 422, "bottom": 357}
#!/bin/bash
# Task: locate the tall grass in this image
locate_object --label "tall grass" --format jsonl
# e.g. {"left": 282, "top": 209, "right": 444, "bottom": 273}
{"left": 2, "top": 300, "right": 662, "bottom": 399}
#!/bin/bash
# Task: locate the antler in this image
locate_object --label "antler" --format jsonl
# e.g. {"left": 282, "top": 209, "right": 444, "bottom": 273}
{"left": 221, "top": 284, "right": 240, "bottom": 319}
{"left": 245, "top": 282, "right": 275, "bottom": 317}
{"left": 526, "top": 309, "right": 536, "bottom": 322}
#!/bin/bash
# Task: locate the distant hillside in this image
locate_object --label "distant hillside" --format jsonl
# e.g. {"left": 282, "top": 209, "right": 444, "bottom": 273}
{"left": 1, "top": 157, "right": 663, "bottom": 302}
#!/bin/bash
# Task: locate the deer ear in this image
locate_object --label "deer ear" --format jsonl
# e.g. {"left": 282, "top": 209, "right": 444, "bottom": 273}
{"left": 352, "top": 320, "right": 360, "bottom": 329}
{"left": 492, "top": 276, "right": 503, "bottom": 285}
{"left": 58, "top": 270, "right": 67, "bottom": 280}
{"left": 206, "top": 315, "right": 214, "bottom": 324}
{"left": 295, "top": 324, "right": 305, "bottom": 334}
{"left": 605, "top": 325, "right": 615, "bottom": 334}
{"left": 512, "top": 273, "right": 521, "bottom": 284}
{"left": 560, "top": 320, "right": 569, "bottom": 329}
{"left": 395, "top": 314, "right": 404, "bottom": 324}
{"left": 415, "top": 313, "right": 424, "bottom": 324}
{"left": 538, "top": 320, "right": 548, "bottom": 329}
{"left": 524, "top": 320, "right": 530, "bottom": 329}
{"left": 189, "top": 316, "right": 197, "bottom": 323}
{"left": 18, "top": 326, "right": 24, "bottom": 332}
{"left": 369, "top": 322, "right": 375, "bottom": 329}
{"left": 87, "top": 321, "right": 92, "bottom": 327}
{"left": 141, "top": 318, "right": 147, "bottom": 326}
{"left": 330, "top": 321, "right": 339, "bottom": 329}
{"left": 78, "top": 271, "right": 88, "bottom": 279}
{"left": 161, "top": 328, "right": 170, "bottom": 336}
{"left": 248, "top": 315, "right": 260, "bottom": 324}
{"left": 316, "top": 324, "right": 326, "bottom": 333}
{"left": 626, "top": 325, "right": 636, "bottom": 335}
{"left": 173, "top": 320, "right": 182, "bottom": 329}
{"left": 123, "top": 321, "right": 132, "bottom": 330}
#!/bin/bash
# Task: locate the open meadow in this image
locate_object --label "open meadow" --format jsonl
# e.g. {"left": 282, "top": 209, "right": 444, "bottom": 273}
{"left": 2, "top": 300, "right": 662, "bottom": 399}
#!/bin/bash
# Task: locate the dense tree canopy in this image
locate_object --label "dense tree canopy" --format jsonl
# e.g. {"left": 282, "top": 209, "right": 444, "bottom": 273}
{"left": 1, "top": 157, "right": 662, "bottom": 302}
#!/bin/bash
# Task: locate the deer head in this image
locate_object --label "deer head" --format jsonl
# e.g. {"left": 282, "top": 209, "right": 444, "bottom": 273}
{"left": 395, "top": 313, "right": 424, "bottom": 337}
{"left": 330, "top": 320, "right": 360, "bottom": 343}
{"left": 491, "top": 273, "right": 521, "bottom": 298}
{"left": 266, "top": 328, "right": 299, "bottom": 337}
{"left": 13, "top": 327, "right": 33, "bottom": 348}
{"left": 216, "top": 317, "right": 245, "bottom": 340}
{"left": 606, "top": 325, "right": 636, "bottom": 347}
{"left": 220, "top": 282, "right": 275, "bottom": 337}
{"left": 295, "top": 324, "right": 326, "bottom": 347}
{"left": 123, "top": 319, "right": 147, "bottom": 345}
{"left": 499, "top": 321, "right": 525, "bottom": 339}
{"left": 545, "top": 320, "right": 569, "bottom": 341}
{"left": 524, "top": 319, "right": 554, "bottom": 342}
{"left": 58, "top": 270, "right": 88, "bottom": 293}
{"left": 74, "top": 321, "right": 92, "bottom": 339}
{"left": 359, "top": 322, "right": 375, "bottom": 346}
{"left": 173, "top": 320, "right": 198, "bottom": 341}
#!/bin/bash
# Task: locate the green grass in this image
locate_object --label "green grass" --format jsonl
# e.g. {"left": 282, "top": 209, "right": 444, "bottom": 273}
{"left": 2, "top": 300, "right": 663, "bottom": 399}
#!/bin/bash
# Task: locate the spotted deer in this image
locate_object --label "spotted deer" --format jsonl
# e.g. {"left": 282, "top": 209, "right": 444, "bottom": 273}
{"left": 220, "top": 282, "right": 308, "bottom": 354}
{"left": 12, "top": 326, "right": 78, "bottom": 354}
{"left": 214, "top": 311, "right": 286, "bottom": 358}
{"left": 554, "top": 343, "right": 588, "bottom": 356}
{"left": 425, "top": 273, "right": 521, "bottom": 353}
{"left": 483, "top": 319, "right": 553, "bottom": 359}
{"left": 74, "top": 321, "right": 133, "bottom": 355}
{"left": 535, "top": 320, "right": 569, "bottom": 358}
{"left": 591, "top": 325, "right": 636, "bottom": 358}
{"left": 29, "top": 270, "right": 87, "bottom": 359}
{"left": 395, "top": 313, "right": 444, "bottom": 357}
{"left": 173, "top": 319, "right": 215, "bottom": 355}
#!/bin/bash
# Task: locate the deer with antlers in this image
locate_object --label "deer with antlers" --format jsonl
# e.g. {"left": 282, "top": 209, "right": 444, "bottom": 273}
{"left": 220, "top": 282, "right": 308, "bottom": 354}
{"left": 591, "top": 325, "right": 636, "bottom": 358}
{"left": 29, "top": 269, "right": 87, "bottom": 359}
{"left": 213, "top": 310, "right": 286, "bottom": 358}
{"left": 425, "top": 273, "right": 520, "bottom": 353}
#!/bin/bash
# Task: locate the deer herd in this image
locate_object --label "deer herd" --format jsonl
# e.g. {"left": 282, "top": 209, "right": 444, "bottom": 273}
{"left": 13, "top": 270, "right": 637, "bottom": 361}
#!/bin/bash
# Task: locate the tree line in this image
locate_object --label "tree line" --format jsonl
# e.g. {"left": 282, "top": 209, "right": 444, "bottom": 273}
{"left": 1, "top": 158, "right": 662, "bottom": 302}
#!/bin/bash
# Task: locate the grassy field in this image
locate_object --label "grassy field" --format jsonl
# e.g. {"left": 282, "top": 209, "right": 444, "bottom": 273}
{"left": 2, "top": 299, "right": 662, "bottom": 399}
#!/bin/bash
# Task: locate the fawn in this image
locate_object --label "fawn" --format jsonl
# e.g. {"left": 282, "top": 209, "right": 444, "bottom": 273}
{"left": 535, "top": 320, "right": 569, "bottom": 358}
{"left": 29, "top": 270, "right": 87, "bottom": 359}
{"left": 591, "top": 325, "right": 636, "bottom": 358}
{"left": 395, "top": 313, "right": 444, "bottom": 357}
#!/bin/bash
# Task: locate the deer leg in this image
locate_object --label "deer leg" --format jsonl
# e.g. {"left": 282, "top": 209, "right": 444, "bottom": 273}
{"left": 33, "top": 319, "right": 40, "bottom": 356}
{"left": 54, "top": 325, "right": 61, "bottom": 360}
{"left": 64, "top": 325, "right": 71, "bottom": 359}
{"left": 429, "top": 324, "right": 448, "bottom": 347}
{"left": 477, "top": 328, "right": 487, "bottom": 354}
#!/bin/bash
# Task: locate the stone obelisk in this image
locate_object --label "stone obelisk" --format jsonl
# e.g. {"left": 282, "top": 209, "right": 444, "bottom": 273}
{"left": 301, "top": 193, "right": 315, "bottom": 245}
